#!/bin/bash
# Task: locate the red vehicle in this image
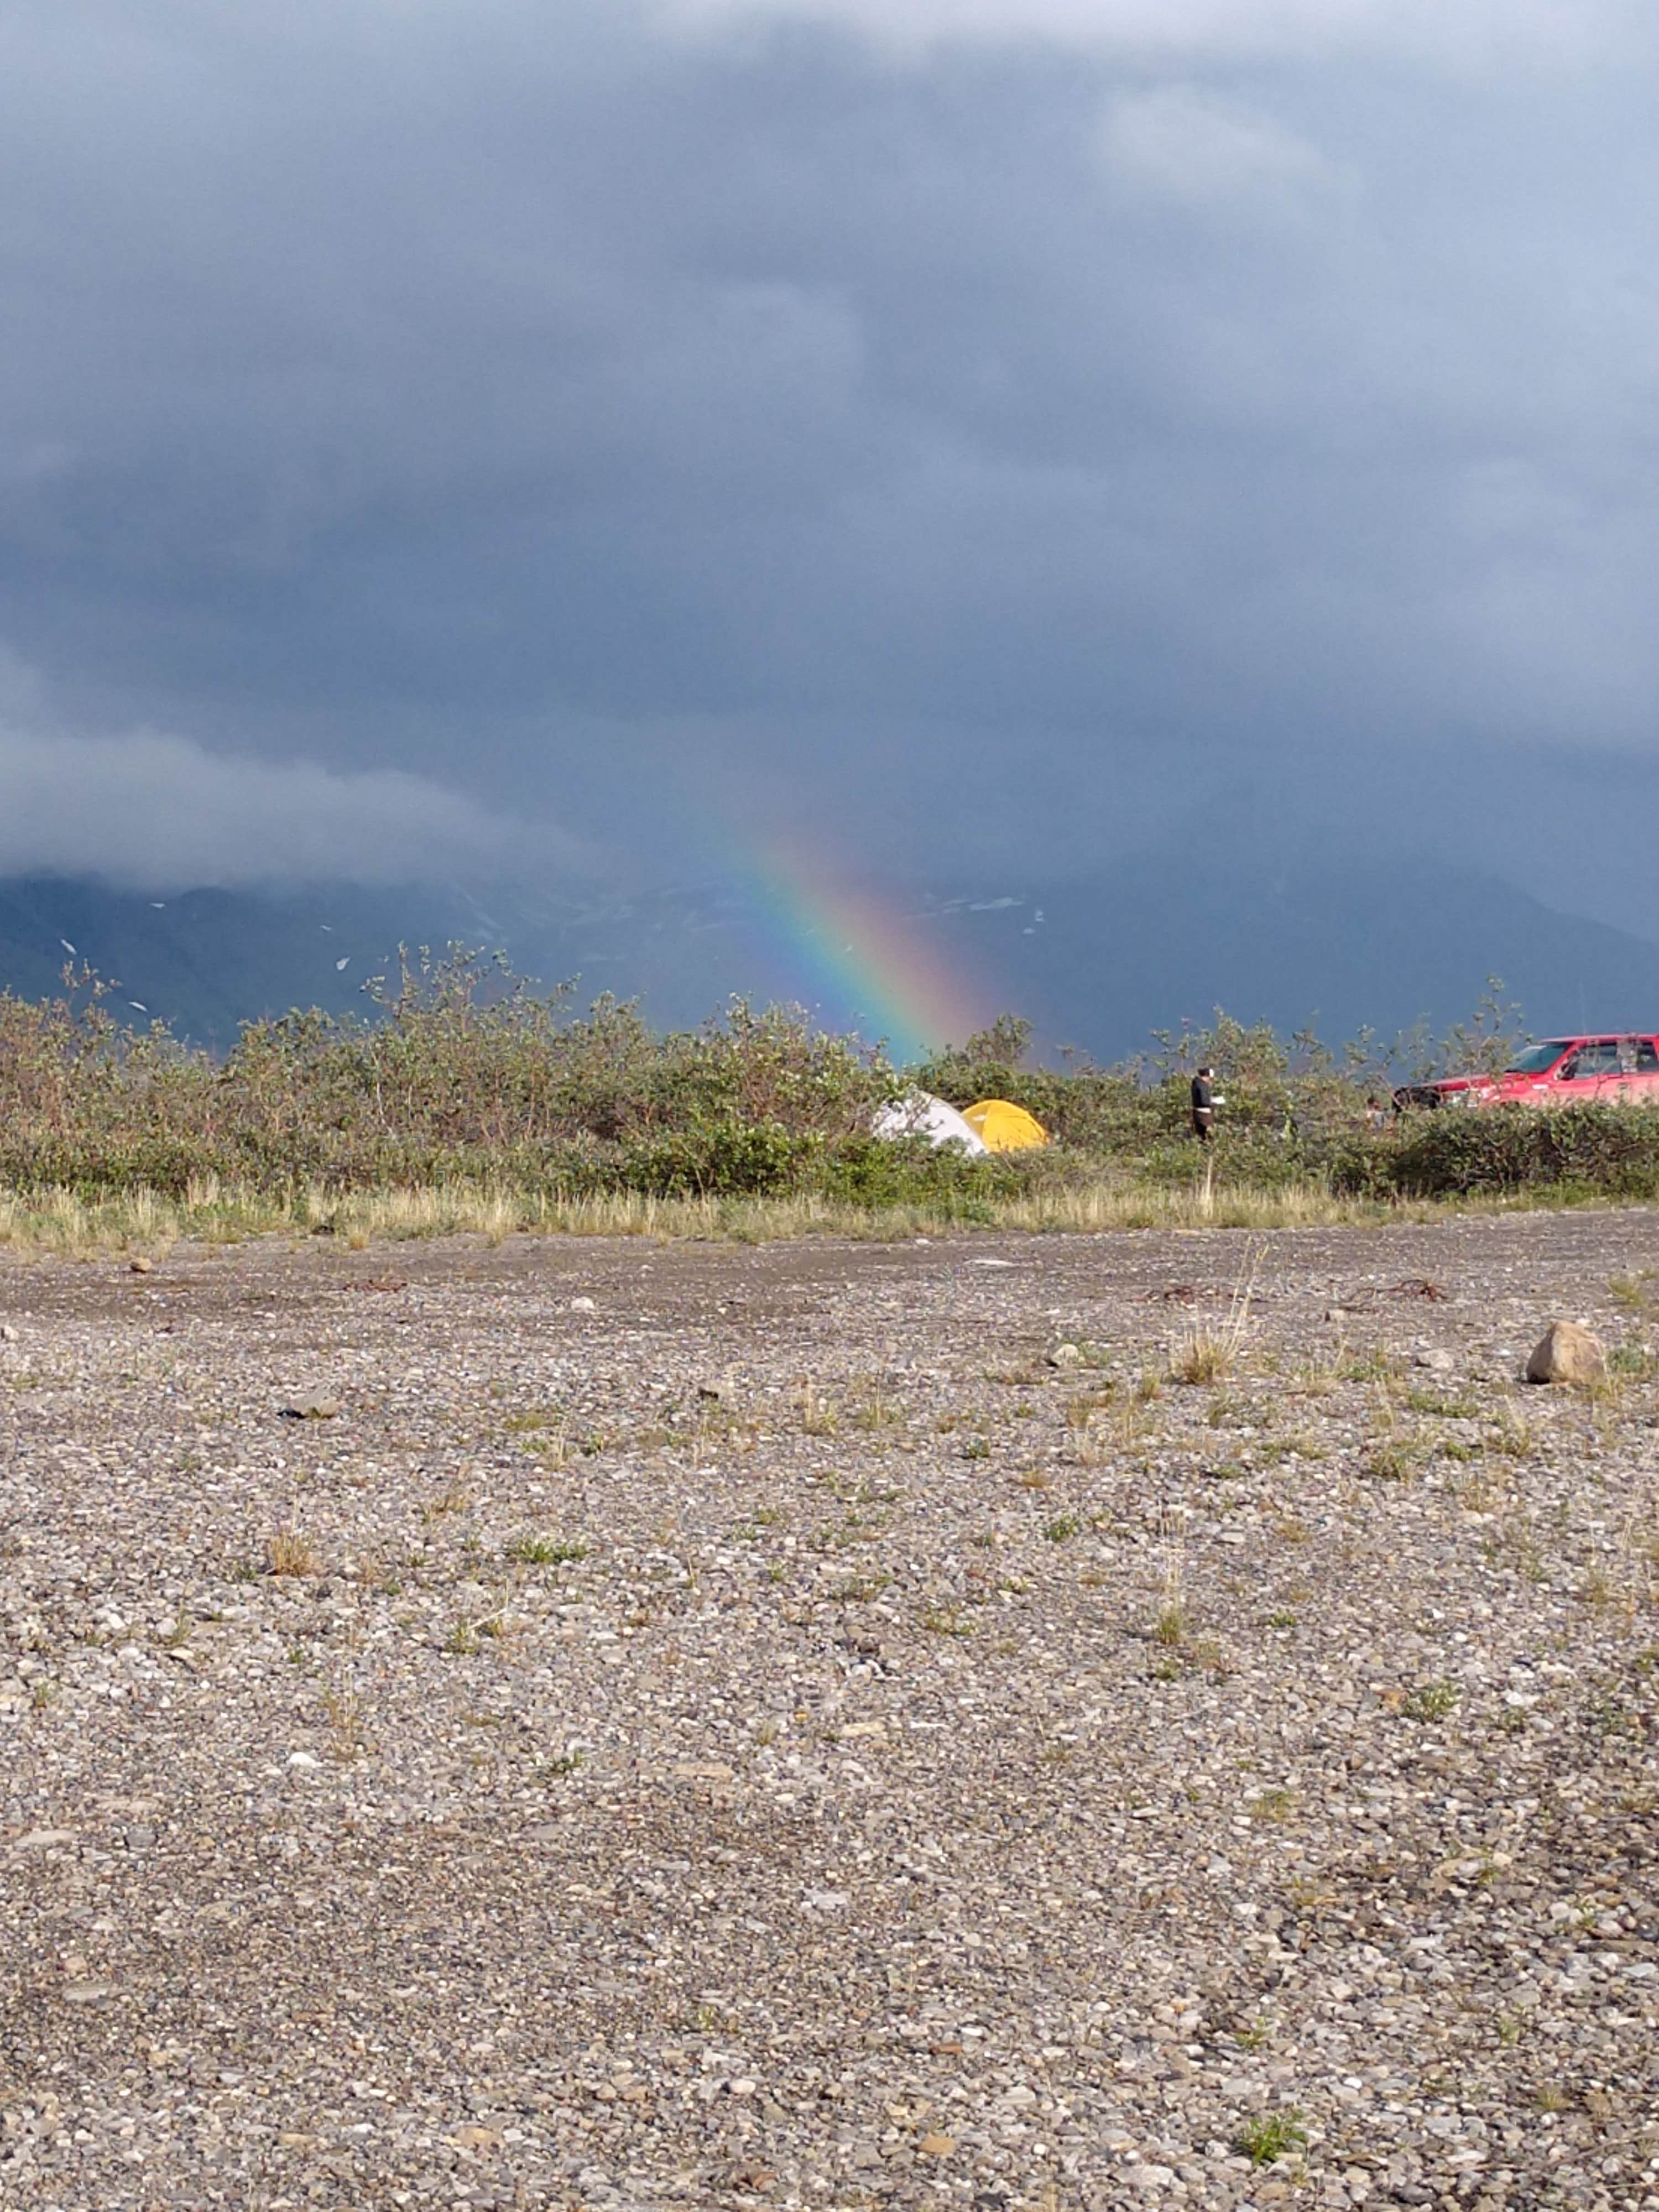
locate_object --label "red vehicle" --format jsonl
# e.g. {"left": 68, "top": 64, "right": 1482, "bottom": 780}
{"left": 1397, "top": 1035, "right": 1659, "bottom": 1110}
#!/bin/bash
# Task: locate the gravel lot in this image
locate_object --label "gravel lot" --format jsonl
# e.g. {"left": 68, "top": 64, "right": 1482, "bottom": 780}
{"left": 3, "top": 1210, "right": 1658, "bottom": 2212}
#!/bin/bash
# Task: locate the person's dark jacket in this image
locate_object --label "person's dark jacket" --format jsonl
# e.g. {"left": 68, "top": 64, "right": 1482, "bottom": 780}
{"left": 1190, "top": 1074, "right": 1214, "bottom": 1115}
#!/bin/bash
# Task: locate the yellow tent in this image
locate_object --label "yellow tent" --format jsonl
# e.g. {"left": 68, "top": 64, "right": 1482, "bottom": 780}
{"left": 963, "top": 1098, "right": 1048, "bottom": 1152}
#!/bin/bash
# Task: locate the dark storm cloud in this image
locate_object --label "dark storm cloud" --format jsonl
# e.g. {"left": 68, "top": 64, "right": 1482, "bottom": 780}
{"left": 1, "top": 0, "right": 1657, "bottom": 890}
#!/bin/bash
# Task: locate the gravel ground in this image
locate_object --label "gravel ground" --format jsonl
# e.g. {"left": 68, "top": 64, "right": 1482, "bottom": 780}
{"left": 2, "top": 1210, "right": 1658, "bottom": 2212}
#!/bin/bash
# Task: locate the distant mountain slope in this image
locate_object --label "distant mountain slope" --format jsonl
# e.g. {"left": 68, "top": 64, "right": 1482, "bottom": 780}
{"left": 0, "top": 848, "right": 1653, "bottom": 1061}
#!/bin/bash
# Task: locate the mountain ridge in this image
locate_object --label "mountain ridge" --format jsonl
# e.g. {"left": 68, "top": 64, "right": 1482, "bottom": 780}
{"left": 0, "top": 849, "right": 1653, "bottom": 1063}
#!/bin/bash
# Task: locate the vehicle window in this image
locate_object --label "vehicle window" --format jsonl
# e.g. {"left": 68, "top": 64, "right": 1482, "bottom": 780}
{"left": 1506, "top": 1041, "right": 1569, "bottom": 1076}
{"left": 1563, "top": 1041, "right": 1619, "bottom": 1078}
{"left": 1635, "top": 1040, "right": 1659, "bottom": 1073}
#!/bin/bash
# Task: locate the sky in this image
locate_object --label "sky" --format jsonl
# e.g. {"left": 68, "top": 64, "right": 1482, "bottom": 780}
{"left": 3, "top": 0, "right": 1658, "bottom": 925}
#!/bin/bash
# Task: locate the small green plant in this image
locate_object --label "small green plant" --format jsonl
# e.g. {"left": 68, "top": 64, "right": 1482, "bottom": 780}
{"left": 1404, "top": 1678, "right": 1459, "bottom": 1721}
{"left": 505, "top": 1534, "right": 588, "bottom": 1567}
{"left": 961, "top": 1434, "right": 991, "bottom": 1460}
{"left": 444, "top": 1620, "right": 481, "bottom": 1656}
{"left": 1489, "top": 1406, "right": 1535, "bottom": 1458}
{"left": 1363, "top": 1438, "right": 1421, "bottom": 1483}
{"left": 796, "top": 1383, "right": 839, "bottom": 1436}
{"left": 1152, "top": 1603, "right": 1187, "bottom": 1647}
{"left": 849, "top": 1387, "right": 903, "bottom": 1432}
{"left": 1406, "top": 1387, "right": 1478, "bottom": 1418}
{"left": 1043, "top": 1512, "right": 1084, "bottom": 1543}
{"left": 1248, "top": 1786, "right": 1298, "bottom": 1823}
{"left": 1234, "top": 2110, "right": 1307, "bottom": 2166}
{"left": 831, "top": 1572, "right": 891, "bottom": 1603}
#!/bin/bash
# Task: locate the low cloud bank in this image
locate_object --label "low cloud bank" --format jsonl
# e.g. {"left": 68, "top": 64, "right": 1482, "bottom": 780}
{"left": 0, "top": 717, "right": 575, "bottom": 893}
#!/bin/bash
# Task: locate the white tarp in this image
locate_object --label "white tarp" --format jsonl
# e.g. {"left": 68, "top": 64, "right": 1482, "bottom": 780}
{"left": 872, "top": 1091, "right": 988, "bottom": 1154}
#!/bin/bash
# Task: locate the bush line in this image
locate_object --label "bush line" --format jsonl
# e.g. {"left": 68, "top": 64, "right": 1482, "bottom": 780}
{"left": 3, "top": 953, "right": 1657, "bottom": 1213}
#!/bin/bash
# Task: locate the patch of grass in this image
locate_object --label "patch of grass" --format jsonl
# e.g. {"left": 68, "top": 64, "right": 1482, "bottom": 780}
{"left": 1234, "top": 2110, "right": 1307, "bottom": 2167}
{"left": 1488, "top": 1406, "right": 1535, "bottom": 1458}
{"left": 1404, "top": 1678, "right": 1460, "bottom": 1721}
{"left": 1170, "top": 1329, "right": 1230, "bottom": 1385}
{"left": 831, "top": 1572, "right": 891, "bottom": 1603}
{"left": 505, "top": 1533, "right": 588, "bottom": 1567}
{"left": 1248, "top": 1786, "right": 1299, "bottom": 1823}
{"left": 321, "top": 1688, "right": 369, "bottom": 1759}
{"left": 1406, "top": 1387, "right": 1479, "bottom": 1418}
{"left": 267, "top": 1528, "right": 321, "bottom": 1577}
{"left": 1339, "top": 1345, "right": 1400, "bottom": 1382}
{"left": 920, "top": 1606, "right": 975, "bottom": 1637}
{"left": 1043, "top": 1512, "right": 1084, "bottom": 1543}
{"left": 1363, "top": 1438, "right": 1423, "bottom": 1482}
{"left": 1064, "top": 1390, "right": 1114, "bottom": 1430}
{"left": 796, "top": 1383, "right": 839, "bottom": 1437}
{"left": 848, "top": 1387, "right": 904, "bottom": 1432}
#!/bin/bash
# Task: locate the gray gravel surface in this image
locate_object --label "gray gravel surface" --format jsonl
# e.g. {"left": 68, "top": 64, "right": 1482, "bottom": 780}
{"left": 3, "top": 1211, "right": 1658, "bottom": 2211}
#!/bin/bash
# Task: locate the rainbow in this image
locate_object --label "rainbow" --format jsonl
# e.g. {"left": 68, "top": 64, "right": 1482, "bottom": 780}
{"left": 741, "top": 840, "right": 992, "bottom": 1064}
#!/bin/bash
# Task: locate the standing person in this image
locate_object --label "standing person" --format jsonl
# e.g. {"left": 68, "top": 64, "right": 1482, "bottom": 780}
{"left": 1191, "top": 1065, "right": 1218, "bottom": 1143}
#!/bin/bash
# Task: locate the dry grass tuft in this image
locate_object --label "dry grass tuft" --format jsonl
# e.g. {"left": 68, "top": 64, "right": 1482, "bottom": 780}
{"left": 267, "top": 1527, "right": 321, "bottom": 1577}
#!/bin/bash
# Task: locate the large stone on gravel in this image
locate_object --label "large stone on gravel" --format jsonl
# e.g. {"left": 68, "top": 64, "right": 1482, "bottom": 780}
{"left": 1525, "top": 1320, "right": 1605, "bottom": 1386}
{"left": 279, "top": 1389, "right": 341, "bottom": 1420}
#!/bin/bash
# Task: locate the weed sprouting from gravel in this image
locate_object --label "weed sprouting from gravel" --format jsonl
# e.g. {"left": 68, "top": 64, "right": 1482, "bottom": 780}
{"left": 831, "top": 1573, "right": 891, "bottom": 1603}
{"left": 267, "top": 1528, "right": 321, "bottom": 1577}
{"left": 1489, "top": 1405, "right": 1536, "bottom": 1458}
{"left": 796, "top": 1382, "right": 839, "bottom": 1436}
{"left": 1248, "top": 1786, "right": 1299, "bottom": 1823}
{"left": 505, "top": 1534, "right": 588, "bottom": 1567}
{"left": 848, "top": 1386, "right": 903, "bottom": 1432}
{"left": 1170, "top": 1248, "right": 1262, "bottom": 1384}
{"left": 1364, "top": 1438, "right": 1423, "bottom": 1483}
{"left": 1404, "top": 1679, "right": 1460, "bottom": 1721}
{"left": 1234, "top": 2109, "right": 1307, "bottom": 2165}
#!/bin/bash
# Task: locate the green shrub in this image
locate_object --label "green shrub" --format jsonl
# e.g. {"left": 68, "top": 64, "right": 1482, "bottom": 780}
{"left": 0, "top": 959, "right": 1647, "bottom": 1215}
{"left": 1383, "top": 1104, "right": 1659, "bottom": 1198}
